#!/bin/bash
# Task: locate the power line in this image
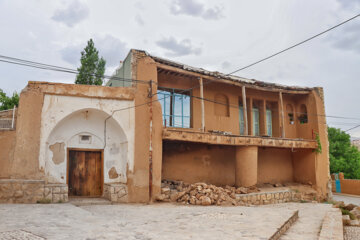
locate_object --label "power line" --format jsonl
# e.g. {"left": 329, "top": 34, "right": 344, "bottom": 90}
{"left": 1, "top": 15, "right": 358, "bottom": 127}
{"left": 227, "top": 13, "right": 360, "bottom": 75}
{"left": 345, "top": 124, "right": 360, "bottom": 132}
{"left": 152, "top": 13, "right": 360, "bottom": 98}
{"left": 0, "top": 55, "right": 152, "bottom": 84}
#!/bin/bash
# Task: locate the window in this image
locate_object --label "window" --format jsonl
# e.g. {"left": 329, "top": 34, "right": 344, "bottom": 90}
{"left": 286, "top": 104, "right": 294, "bottom": 124}
{"left": 157, "top": 88, "right": 191, "bottom": 128}
{"left": 252, "top": 107, "right": 260, "bottom": 136}
{"left": 299, "top": 104, "right": 308, "bottom": 124}
{"left": 214, "top": 94, "right": 229, "bottom": 117}
{"left": 266, "top": 109, "right": 272, "bottom": 136}
{"left": 239, "top": 102, "right": 245, "bottom": 135}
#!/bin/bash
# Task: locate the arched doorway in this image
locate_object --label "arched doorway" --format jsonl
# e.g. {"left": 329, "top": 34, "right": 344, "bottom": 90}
{"left": 44, "top": 108, "right": 128, "bottom": 197}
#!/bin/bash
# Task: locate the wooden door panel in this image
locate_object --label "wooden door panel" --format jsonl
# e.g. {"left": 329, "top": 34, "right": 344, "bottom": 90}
{"left": 68, "top": 150, "right": 102, "bottom": 196}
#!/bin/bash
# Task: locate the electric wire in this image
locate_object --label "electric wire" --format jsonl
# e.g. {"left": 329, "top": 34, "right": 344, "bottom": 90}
{"left": 345, "top": 124, "right": 360, "bottom": 132}
{"left": 0, "top": 55, "right": 153, "bottom": 84}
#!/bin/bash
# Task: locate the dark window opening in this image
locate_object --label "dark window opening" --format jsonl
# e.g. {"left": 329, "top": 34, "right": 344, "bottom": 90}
{"left": 286, "top": 104, "right": 295, "bottom": 125}
{"left": 299, "top": 104, "right": 308, "bottom": 124}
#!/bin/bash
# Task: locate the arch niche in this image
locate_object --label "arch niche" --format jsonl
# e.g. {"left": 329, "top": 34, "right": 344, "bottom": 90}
{"left": 44, "top": 108, "right": 128, "bottom": 187}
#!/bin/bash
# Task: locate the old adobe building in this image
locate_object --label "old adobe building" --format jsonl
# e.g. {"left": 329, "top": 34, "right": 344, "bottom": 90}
{"left": 0, "top": 49, "right": 331, "bottom": 203}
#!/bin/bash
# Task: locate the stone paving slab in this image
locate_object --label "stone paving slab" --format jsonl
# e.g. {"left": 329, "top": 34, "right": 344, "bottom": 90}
{"left": 0, "top": 203, "right": 297, "bottom": 240}
{"left": 0, "top": 230, "right": 45, "bottom": 240}
{"left": 333, "top": 193, "right": 360, "bottom": 206}
{"left": 259, "top": 203, "right": 334, "bottom": 240}
{"left": 318, "top": 208, "right": 343, "bottom": 240}
{"left": 344, "top": 226, "right": 360, "bottom": 240}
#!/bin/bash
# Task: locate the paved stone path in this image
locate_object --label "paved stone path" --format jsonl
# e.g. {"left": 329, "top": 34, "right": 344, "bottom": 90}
{"left": 259, "top": 203, "right": 334, "bottom": 240}
{"left": 344, "top": 226, "right": 360, "bottom": 240}
{"left": 0, "top": 203, "right": 297, "bottom": 240}
{"left": 0, "top": 230, "right": 44, "bottom": 240}
{"left": 333, "top": 193, "right": 360, "bottom": 206}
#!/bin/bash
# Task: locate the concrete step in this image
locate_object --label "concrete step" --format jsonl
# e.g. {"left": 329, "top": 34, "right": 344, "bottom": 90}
{"left": 269, "top": 210, "right": 299, "bottom": 240}
{"left": 276, "top": 203, "right": 334, "bottom": 240}
{"left": 69, "top": 197, "right": 111, "bottom": 206}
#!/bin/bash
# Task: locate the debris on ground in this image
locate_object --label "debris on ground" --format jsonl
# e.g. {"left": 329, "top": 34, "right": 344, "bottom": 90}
{"left": 157, "top": 180, "right": 260, "bottom": 206}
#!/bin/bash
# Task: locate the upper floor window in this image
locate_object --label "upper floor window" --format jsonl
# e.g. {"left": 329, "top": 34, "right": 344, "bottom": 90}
{"left": 299, "top": 104, "right": 308, "bottom": 124}
{"left": 266, "top": 108, "right": 272, "bottom": 136}
{"left": 239, "top": 101, "right": 245, "bottom": 135}
{"left": 252, "top": 107, "right": 260, "bottom": 136}
{"left": 286, "top": 104, "right": 294, "bottom": 125}
{"left": 214, "top": 94, "right": 229, "bottom": 117}
{"left": 157, "top": 88, "right": 191, "bottom": 128}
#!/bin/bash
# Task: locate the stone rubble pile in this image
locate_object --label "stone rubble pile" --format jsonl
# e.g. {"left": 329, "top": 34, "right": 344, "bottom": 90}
{"left": 336, "top": 201, "right": 360, "bottom": 227}
{"left": 156, "top": 180, "right": 260, "bottom": 206}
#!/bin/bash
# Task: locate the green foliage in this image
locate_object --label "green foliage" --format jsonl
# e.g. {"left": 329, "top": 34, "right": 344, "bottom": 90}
{"left": 314, "top": 132, "right": 322, "bottom": 153}
{"left": 75, "top": 39, "right": 106, "bottom": 85}
{"left": 341, "top": 208, "right": 350, "bottom": 215}
{"left": 0, "top": 89, "right": 19, "bottom": 110}
{"left": 328, "top": 127, "right": 360, "bottom": 179}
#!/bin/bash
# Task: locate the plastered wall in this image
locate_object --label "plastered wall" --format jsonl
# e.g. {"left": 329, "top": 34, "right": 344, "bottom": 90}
{"left": 257, "top": 148, "right": 294, "bottom": 184}
{"left": 0, "top": 131, "right": 16, "bottom": 178}
{"left": 39, "top": 94, "right": 135, "bottom": 184}
{"left": 162, "top": 142, "right": 236, "bottom": 186}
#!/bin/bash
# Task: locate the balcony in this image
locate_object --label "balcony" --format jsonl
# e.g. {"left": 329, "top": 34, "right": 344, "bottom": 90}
{"left": 163, "top": 128, "right": 317, "bottom": 149}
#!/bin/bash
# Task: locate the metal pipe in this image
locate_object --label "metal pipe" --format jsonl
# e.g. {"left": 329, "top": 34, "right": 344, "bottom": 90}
{"left": 11, "top": 105, "right": 16, "bottom": 129}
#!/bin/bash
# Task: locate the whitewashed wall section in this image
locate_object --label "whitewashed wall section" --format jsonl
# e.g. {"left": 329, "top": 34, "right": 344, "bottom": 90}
{"left": 38, "top": 94, "right": 135, "bottom": 184}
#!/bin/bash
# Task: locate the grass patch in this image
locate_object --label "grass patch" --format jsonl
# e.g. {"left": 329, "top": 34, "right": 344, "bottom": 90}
{"left": 341, "top": 208, "right": 356, "bottom": 220}
{"left": 300, "top": 200, "right": 308, "bottom": 203}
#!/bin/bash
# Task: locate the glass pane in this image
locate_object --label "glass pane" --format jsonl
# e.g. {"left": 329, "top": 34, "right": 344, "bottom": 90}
{"left": 253, "top": 108, "right": 259, "bottom": 136}
{"left": 239, "top": 106, "right": 244, "bottom": 135}
{"left": 183, "top": 94, "right": 190, "bottom": 117}
{"left": 183, "top": 116, "right": 190, "bottom": 128}
{"left": 266, "top": 109, "right": 272, "bottom": 136}
{"left": 173, "top": 116, "right": 183, "bottom": 128}
{"left": 158, "top": 90, "right": 171, "bottom": 126}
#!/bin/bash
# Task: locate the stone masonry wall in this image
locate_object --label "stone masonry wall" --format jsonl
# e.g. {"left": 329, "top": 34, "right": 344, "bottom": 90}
{"left": 104, "top": 183, "right": 128, "bottom": 203}
{"left": 44, "top": 184, "right": 68, "bottom": 203}
{"left": 235, "top": 190, "right": 297, "bottom": 206}
{"left": 0, "top": 180, "right": 68, "bottom": 203}
{"left": 0, "top": 180, "right": 45, "bottom": 203}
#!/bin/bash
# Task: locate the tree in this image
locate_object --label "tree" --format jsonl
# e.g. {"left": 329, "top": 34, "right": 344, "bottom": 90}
{"left": 328, "top": 127, "right": 360, "bottom": 179}
{"left": 75, "top": 39, "right": 106, "bottom": 85}
{"left": 0, "top": 89, "right": 19, "bottom": 111}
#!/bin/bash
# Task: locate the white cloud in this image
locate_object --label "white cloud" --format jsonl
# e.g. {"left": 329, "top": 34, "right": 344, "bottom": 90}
{"left": 135, "top": 14, "right": 145, "bottom": 26}
{"left": 52, "top": 0, "right": 89, "bottom": 27}
{"left": 169, "top": 0, "right": 224, "bottom": 20}
{"left": 156, "top": 37, "right": 202, "bottom": 57}
{"left": 61, "top": 35, "right": 128, "bottom": 67}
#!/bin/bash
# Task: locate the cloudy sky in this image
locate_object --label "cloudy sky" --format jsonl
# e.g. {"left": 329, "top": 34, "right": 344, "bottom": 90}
{"left": 1, "top": 0, "right": 360, "bottom": 136}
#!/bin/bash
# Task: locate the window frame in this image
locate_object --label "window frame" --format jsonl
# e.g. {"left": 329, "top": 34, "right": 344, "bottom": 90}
{"left": 157, "top": 87, "right": 191, "bottom": 128}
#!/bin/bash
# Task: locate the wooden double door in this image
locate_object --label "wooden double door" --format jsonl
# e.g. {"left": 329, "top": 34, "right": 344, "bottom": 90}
{"left": 68, "top": 149, "right": 103, "bottom": 197}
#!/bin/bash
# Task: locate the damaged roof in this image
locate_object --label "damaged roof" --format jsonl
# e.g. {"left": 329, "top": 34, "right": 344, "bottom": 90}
{"left": 134, "top": 49, "right": 313, "bottom": 92}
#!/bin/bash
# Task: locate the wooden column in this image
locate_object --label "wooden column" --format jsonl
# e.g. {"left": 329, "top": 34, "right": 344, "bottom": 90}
{"left": 199, "top": 77, "right": 205, "bottom": 132}
{"left": 279, "top": 92, "right": 285, "bottom": 138}
{"left": 242, "top": 86, "right": 248, "bottom": 135}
